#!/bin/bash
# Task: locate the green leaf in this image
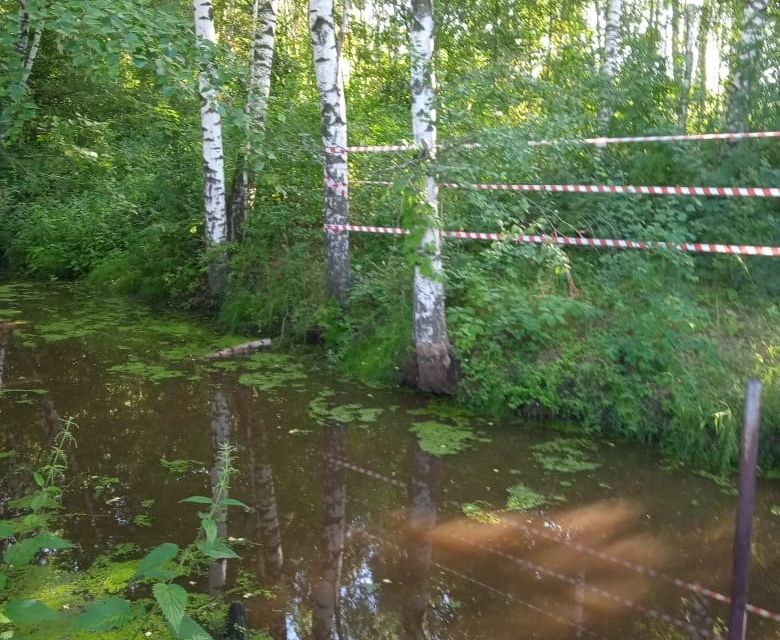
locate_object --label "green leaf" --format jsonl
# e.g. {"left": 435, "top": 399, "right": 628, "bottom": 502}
{"left": 133, "top": 542, "right": 179, "bottom": 579}
{"left": 222, "top": 498, "right": 250, "bottom": 510}
{"left": 0, "top": 521, "right": 13, "bottom": 538}
{"left": 33, "top": 472, "right": 44, "bottom": 488}
{"left": 179, "top": 496, "right": 212, "bottom": 505}
{"left": 153, "top": 583, "right": 187, "bottom": 634}
{"left": 201, "top": 517, "right": 217, "bottom": 543}
{"left": 197, "top": 540, "right": 239, "bottom": 560}
{"left": 72, "top": 597, "right": 131, "bottom": 631}
{"left": 179, "top": 615, "right": 213, "bottom": 640}
{"left": 4, "top": 599, "right": 63, "bottom": 624}
{"left": 3, "top": 534, "right": 71, "bottom": 566}
{"left": 0, "top": 573, "right": 6, "bottom": 592}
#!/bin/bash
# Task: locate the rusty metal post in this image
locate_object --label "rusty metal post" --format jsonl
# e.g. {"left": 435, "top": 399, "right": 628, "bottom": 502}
{"left": 727, "top": 379, "right": 762, "bottom": 640}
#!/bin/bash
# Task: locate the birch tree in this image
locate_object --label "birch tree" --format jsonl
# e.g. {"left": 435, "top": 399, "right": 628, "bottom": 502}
{"left": 598, "top": 0, "right": 621, "bottom": 131}
{"left": 208, "top": 387, "right": 230, "bottom": 597}
{"left": 694, "top": 0, "right": 711, "bottom": 121}
{"left": 678, "top": 2, "right": 698, "bottom": 131}
{"left": 227, "top": 0, "right": 279, "bottom": 240}
{"left": 725, "top": 0, "right": 769, "bottom": 132}
{"left": 410, "top": 0, "right": 456, "bottom": 395}
{"left": 309, "top": 0, "right": 351, "bottom": 304}
{"left": 193, "top": 0, "right": 229, "bottom": 297}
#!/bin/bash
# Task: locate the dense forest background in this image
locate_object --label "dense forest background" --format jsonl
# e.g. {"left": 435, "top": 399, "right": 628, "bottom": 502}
{"left": 0, "top": 0, "right": 778, "bottom": 473}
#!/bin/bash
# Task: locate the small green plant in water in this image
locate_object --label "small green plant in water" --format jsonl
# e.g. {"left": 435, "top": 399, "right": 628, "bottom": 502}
{"left": 108, "top": 357, "right": 185, "bottom": 382}
{"left": 160, "top": 458, "right": 205, "bottom": 475}
{"left": 506, "top": 483, "right": 547, "bottom": 511}
{"left": 531, "top": 437, "right": 600, "bottom": 474}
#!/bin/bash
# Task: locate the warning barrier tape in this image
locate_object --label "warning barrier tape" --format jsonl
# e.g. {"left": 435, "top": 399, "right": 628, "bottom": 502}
{"left": 324, "top": 176, "right": 348, "bottom": 197}
{"left": 363, "top": 531, "right": 609, "bottom": 640}
{"left": 356, "top": 179, "right": 780, "bottom": 198}
{"left": 325, "top": 130, "right": 780, "bottom": 154}
{"left": 323, "top": 223, "right": 780, "bottom": 258}
{"left": 327, "top": 455, "right": 780, "bottom": 624}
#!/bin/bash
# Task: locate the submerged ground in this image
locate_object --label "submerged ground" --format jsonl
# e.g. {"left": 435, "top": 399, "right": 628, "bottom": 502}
{"left": 1, "top": 282, "right": 779, "bottom": 639}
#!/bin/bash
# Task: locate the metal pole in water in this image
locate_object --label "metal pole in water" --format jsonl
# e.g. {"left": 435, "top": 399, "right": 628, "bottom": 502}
{"left": 727, "top": 378, "right": 762, "bottom": 640}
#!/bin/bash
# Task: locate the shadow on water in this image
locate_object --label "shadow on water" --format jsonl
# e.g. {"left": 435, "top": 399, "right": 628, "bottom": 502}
{"left": 1, "top": 284, "right": 779, "bottom": 639}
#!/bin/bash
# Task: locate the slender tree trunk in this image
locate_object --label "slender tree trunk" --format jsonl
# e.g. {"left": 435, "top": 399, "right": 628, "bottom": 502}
{"left": 193, "top": 0, "right": 229, "bottom": 298}
{"left": 725, "top": 0, "right": 769, "bottom": 132}
{"left": 410, "top": 0, "right": 456, "bottom": 395}
{"left": 311, "top": 424, "right": 346, "bottom": 640}
{"left": 309, "top": 0, "right": 351, "bottom": 304}
{"left": 402, "top": 441, "right": 439, "bottom": 640}
{"left": 227, "top": 0, "right": 279, "bottom": 241}
{"left": 671, "top": 0, "right": 682, "bottom": 85}
{"left": 17, "top": 0, "right": 30, "bottom": 55}
{"left": 208, "top": 387, "right": 230, "bottom": 597}
{"left": 19, "top": 21, "right": 43, "bottom": 89}
{"left": 678, "top": 3, "right": 698, "bottom": 131}
{"left": 694, "top": 0, "right": 711, "bottom": 122}
{"left": 598, "top": 0, "right": 621, "bottom": 132}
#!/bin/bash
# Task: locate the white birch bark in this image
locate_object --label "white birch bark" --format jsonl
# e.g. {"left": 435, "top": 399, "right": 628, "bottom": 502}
{"left": 20, "top": 21, "right": 43, "bottom": 89}
{"left": 227, "top": 0, "right": 279, "bottom": 240}
{"left": 208, "top": 387, "right": 230, "bottom": 597}
{"left": 694, "top": 0, "right": 710, "bottom": 120}
{"left": 678, "top": 3, "right": 698, "bottom": 131}
{"left": 17, "top": 0, "right": 30, "bottom": 55}
{"left": 309, "top": 0, "right": 351, "bottom": 304}
{"left": 410, "top": 0, "right": 455, "bottom": 394}
{"left": 671, "top": 0, "right": 682, "bottom": 86}
{"left": 193, "top": 0, "right": 228, "bottom": 296}
{"left": 725, "top": 0, "right": 769, "bottom": 132}
{"left": 597, "top": 0, "right": 621, "bottom": 132}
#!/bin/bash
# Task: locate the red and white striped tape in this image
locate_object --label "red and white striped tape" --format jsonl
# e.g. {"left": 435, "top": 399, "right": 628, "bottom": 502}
{"left": 357, "top": 179, "right": 780, "bottom": 198}
{"left": 323, "top": 224, "right": 780, "bottom": 258}
{"left": 325, "top": 130, "right": 780, "bottom": 154}
{"left": 329, "top": 455, "right": 780, "bottom": 625}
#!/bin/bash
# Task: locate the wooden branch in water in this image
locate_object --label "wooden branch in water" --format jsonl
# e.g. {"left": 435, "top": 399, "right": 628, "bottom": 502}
{"left": 205, "top": 339, "right": 271, "bottom": 359}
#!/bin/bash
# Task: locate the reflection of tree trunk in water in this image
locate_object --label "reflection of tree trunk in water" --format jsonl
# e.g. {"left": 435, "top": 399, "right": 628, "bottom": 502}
{"left": 402, "top": 440, "right": 440, "bottom": 640}
{"left": 39, "top": 393, "right": 102, "bottom": 544}
{"left": 0, "top": 329, "right": 8, "bottom": 387}
{"left": 235, "top": 391, "right": 286, "bottom": 639}
{"left": 312, "top": 424, "right": 346, "bottom": 640}
{"left": 209, "top": 387, "right": 231, "bottom": 597}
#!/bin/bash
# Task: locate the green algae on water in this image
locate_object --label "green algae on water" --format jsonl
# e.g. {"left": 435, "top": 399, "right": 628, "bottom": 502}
{"left": 308, "top": 389, "right": 384, "bottom": 426}
{"left": 531, "top": 437, "right": 600, "bottom": 474}
{"left": 410, "top": 420, "right": 486, "bottom": 456}
{"left": 108, "top": 358, "right": 184, "bottom": 382}
{"left": 407, "top": 398, "right": 478, "bottom": 428}
{"left": 506, "top": 483, "right": 546, "bottom": 511}
{"left": 461, "top": 501, "right": 501, "bottom": 525}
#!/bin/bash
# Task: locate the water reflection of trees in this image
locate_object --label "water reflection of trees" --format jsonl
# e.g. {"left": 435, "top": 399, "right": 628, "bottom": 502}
{"left": 403, "top": 440, "right": 440, "bottom": 640}
{"left": 312, "top": 423, "right": 347, "bottom": 640}
{"left": 208, "top": 387, "right": 231, "bottom": 597}
{"left": 235, "top": 390, "right": 287, "bottom": 640}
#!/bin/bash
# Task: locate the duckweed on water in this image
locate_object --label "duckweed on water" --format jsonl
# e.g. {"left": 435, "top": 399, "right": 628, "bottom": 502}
{"left": 407, "top": 398, "right": 478, "bottom": 428}
{"left": 531, "top": 437, "right": 600, "bottom": 474}
{"left": 410, "top": 421, "right": 487, "bottom": 456}
{"left": 108, "top": 358, "right": 184, "bottom": 383}
{"left": 506, "top": 483, "right": 547, "bottom": 511}
{"left": 461, "top": 501, "right": 501, "bottom": 525}
{"left": 308, "top": 389, "right": 384, "bottom": 426}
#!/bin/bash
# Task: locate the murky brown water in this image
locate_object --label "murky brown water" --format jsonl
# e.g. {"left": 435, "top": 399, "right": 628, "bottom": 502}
{"left": 1, "top": 282, "right": 779, "bottom": 639}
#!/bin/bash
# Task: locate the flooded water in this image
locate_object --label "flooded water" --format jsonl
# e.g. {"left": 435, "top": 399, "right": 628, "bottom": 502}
{"left": 1, "top": 282, "right": 779, "bottom": 639}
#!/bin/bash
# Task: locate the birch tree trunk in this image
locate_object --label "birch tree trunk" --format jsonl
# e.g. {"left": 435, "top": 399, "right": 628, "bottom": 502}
{"left": 227, "top": 0, "right": 279, "bottom": 241}
{"left": 309, "top": 0, "right": 351, "bottom": 304}
{"left": 193, "top": 0, "right": 229, "bottom": 298}
{"left": 678, "top": 3, "right": 698, "bottom": 131}
{"left": 725, "top": 0, "right": 769, "bottom": 132}
{"left": 671, "top": 0, "right": 682, "bottom": 86}
{"left": 597, "top": 0, "right": 621, "bottom": 132}
{"left": 410, "top": 0, "right": 456, "bottom": 395}
{"left": 694, "top": 0, "right": 711, "bottom": 122}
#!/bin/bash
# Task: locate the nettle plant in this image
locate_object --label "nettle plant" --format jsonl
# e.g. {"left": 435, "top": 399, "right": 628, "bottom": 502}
{"left": 0, "top": 420, "right": 247, "bottom": 639}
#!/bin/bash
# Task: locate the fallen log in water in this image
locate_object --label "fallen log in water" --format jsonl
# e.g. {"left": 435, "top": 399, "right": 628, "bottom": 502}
{"left": 205, "top": 339, "right": 272, "bottom": 359}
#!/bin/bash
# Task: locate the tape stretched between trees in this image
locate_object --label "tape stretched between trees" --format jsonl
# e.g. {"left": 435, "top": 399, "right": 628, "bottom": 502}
{"left": 355, "top": 179, "right": 780, "bottom": 198}
{"left": 325, "top": 130, "right": 780, "bottom": 154}
{"left": 323, "top": 224, "right": 780, "bottom": 258}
